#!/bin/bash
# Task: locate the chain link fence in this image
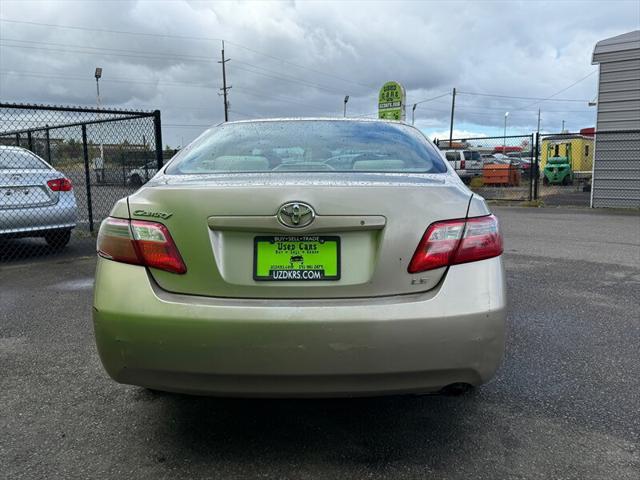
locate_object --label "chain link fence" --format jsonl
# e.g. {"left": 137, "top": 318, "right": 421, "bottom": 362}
{"left": 0, "top": 102, "right": 169, "bottom": 262}
{"left": 436, "top": 134, "right": 536, "bottom": 201}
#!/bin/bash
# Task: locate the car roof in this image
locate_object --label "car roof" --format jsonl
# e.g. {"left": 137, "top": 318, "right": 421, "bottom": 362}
{"left": 0, "top": 145, "right": 27, "bottom": 151}
{"left": 222, "top": 117, "right": 407, "bottom": 126}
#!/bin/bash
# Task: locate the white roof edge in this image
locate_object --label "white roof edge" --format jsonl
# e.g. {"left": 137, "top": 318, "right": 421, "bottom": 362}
{"left": 592, "top": 30, "right": 640, "bottom": 64}
{"left": 223, "top": 117, "right": 401, "bottom": 125}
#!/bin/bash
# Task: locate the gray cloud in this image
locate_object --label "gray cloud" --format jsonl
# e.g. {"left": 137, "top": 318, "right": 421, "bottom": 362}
{"left": 1, "top": 0, "right": 638, "bottom": 145}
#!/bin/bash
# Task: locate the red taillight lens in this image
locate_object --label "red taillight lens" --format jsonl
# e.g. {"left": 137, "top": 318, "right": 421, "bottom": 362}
{"left": 96, "top": 217, "right": 140, "bottom": 265}
{"left": 47, "top": 178, "right": 73, "bottom": 191}
{"left": 460, "top": 159, "right": 466, "bottom": 170}
{"left": 97, "top": 217, "right": 186, "bottom": 274}
{"left": 408, "top": 215, "right": 502, "bottom": 273}
{"left": 130, "top": 220, "right": 187, "bottom": 274}
{"left": 453, "top": 215, "right": 503, "bottom": 265}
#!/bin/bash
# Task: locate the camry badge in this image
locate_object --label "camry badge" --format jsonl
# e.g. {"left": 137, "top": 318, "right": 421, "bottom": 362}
{"left": 277, "top": 202, "right": 315, "bottom": 228}
{"left": 133, "top": 209, "right": 173, "bottom": 220}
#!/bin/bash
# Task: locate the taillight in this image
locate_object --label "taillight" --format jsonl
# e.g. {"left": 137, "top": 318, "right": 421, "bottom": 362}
{"left": 97, "top": 217, "right": 187, "bottom": 274}
{"left": 408, "top": 214, "right": 502, "bottom": 273}
{"left": 460, "top": 159, "right": 466, "bottom": 169}
{"left": 47, "top": 178, "right": 73, "bottom": 191}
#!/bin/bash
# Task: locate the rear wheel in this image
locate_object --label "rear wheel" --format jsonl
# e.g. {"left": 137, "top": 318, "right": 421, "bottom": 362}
{"left": 130, "top": 174, "right": 143, "bottom": 187}
{"left": 44, "top": 229, "right": 71, "bottom": 249}
{"left": 439, "top": 383, "right": 475, "bottom": 396}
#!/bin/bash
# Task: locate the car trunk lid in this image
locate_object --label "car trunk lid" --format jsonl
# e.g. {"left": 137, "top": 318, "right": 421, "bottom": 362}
{"left": 0, "top": 169, "right": 61, "bottom": 209}
{"left": 126, "top": 173, "right": 472, "bottom": 299}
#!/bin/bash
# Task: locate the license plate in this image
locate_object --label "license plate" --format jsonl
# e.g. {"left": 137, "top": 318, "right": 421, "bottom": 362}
{"left": 253, "top": 236, "right": 340, "bottom": 281}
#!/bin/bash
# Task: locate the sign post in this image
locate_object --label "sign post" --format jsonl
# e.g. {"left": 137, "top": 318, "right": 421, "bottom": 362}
{"left": 378, "top": 81, "right": 406, "bottom": 121}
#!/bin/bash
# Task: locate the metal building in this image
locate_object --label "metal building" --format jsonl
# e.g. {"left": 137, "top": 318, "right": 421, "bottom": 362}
{"left": 591, "top": 30, "right": 640, "bottom": 208}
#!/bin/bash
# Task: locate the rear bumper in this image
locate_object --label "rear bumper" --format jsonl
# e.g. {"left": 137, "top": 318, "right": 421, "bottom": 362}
{"left": 93, "top": 256, "right": 507, "bottom": 397}
{"left": 0, "top": 196, "right": 77, "bottom": 236}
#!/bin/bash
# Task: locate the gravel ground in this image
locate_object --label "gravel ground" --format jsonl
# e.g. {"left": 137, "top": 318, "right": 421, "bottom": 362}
{"left": 1, "top": 206, "right": 639, "bottom": 479}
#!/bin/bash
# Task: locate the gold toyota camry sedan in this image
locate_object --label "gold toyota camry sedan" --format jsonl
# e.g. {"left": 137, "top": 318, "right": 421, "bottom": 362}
{"left": 93, "top": 118, "right": 506, "bottom": 397}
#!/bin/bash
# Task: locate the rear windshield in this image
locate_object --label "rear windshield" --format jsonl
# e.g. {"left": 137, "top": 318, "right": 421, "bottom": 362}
{"left": 0, "top": 149, "right": 48, "bottom": 170}
{"left": 166, "top": 120, "right": 448, "bottom": 174}
{"left": 463, "top": 151, "right": 481, "bottom": 161}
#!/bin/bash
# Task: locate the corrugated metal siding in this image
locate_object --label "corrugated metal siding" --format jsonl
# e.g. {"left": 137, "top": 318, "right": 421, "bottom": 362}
{"left": 600, "top": 59, "right": 640, "bottom": 73}
{"left": 592, "top": 33, "right": 640, "bottom": 208}
{"left": 599, "top": 79, "right": 640, "bottom": 93}
{"left": 597, "top": 99, "right": 640, "bottom": 113}
{"left": 593, "top": 49, "right": 640, "bottom": 64}
{"left": 592, "top": 132, "right": 640, "bottom": 208}
{"left": 597, "top": 90, "right": 640, "bottom": 103}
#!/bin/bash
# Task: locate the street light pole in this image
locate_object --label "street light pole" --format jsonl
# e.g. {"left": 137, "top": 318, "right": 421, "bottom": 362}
{"left": 95, "top": 69, "right": 102, "bottom": 109}
{"left": 95, "top": 67, "right": 104, "bottom": 182}
{"left": 343, "top": 95, "right": 349, "bottom": 117}
{"left": 503, "top": 111, "right": 509, "bottom": 155}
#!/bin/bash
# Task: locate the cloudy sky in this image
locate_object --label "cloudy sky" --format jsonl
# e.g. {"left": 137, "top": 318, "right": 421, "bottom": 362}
{"left": 0, "top": 0, "right": 638, "bottom": 146}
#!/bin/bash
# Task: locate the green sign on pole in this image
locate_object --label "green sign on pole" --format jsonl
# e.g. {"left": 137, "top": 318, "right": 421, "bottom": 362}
{"left": 378, "top": 81, "right": 406, "bottom": 121}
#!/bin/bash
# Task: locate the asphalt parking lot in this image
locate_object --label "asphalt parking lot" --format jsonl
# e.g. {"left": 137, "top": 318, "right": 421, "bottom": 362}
{"left": 1, "top": 206, "right": 639, "bottom": 479}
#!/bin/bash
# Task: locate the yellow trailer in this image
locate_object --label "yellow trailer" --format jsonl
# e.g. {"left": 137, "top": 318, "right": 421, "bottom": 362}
{"left": 540, "top": 134, "right": 594, "bottom": 173}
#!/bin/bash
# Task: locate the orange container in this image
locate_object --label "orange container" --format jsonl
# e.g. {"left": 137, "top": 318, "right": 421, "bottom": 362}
{"left": 482, "top": 164, "right": 521, "bottom": 186}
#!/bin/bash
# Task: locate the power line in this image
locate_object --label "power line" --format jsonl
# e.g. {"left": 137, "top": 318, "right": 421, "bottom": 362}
{"left": 0, "top": 17, "right": 374, "bottom": 91}
{"left": 0, "top": 37, "right": 213, "bottom": 62}
{"left": 0, "top": 41, "right": 207, "bottom": 63}
{"left": 228, "top": 109, "right": 258, "bottom": 119}
{"left": 1, "top": 37, "right": 359, "bottom": 95}
{"left": 512, "top": 70, "right": 597, "bottom": 111}
{"left": 0, "top": 40, "right": 358, "bottom": 97}
{"left": 231, "top": 59, "right": 363, "bottom": 96}
{"left": 0, "top": 69, "right": 214, "bottom": 89}
{"left": 234, "top": 85, "right": 337, "bottom": 113}
{"left": 457, "top": 90, "right": 591, "bottom": 102}
{"left": 412, "top": 92, "right": 451, "bottom": 105}
{"left": 230, "top": 64, "right": 349, "bottom": 95}
{"left": 0, "top": 70, "right": 349, "bottom": 116}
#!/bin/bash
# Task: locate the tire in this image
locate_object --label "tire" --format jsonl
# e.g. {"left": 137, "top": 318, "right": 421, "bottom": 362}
{"left": 44, "top": 229, "right": 71, "bottom": 250}
{"left": 130, "top": 174, "right": 143, "bottom": 187}
{"left": 440, "top": 383, "right": 475, "bottom": 396}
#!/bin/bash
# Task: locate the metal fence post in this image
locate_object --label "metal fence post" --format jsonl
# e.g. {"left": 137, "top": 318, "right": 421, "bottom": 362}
{"left": 15, "top": 133, "right": 20, "bottom": 146}
{"left": 153, "top": 110, "right": 163, "bottom": 170}
{"left": 533, "top": 132, "right": 540, "bottom": 200}
{"left": 528, "top": 134, "right": 534, "bottom": 201}
{"left": 45, "top": 126, "right": 52, "bottom": 164}
{"left": 27, "top": 131, "right": 33, "bottom": 151}
{"left": 81, "top": 125, "right": 95, "bottom": 232}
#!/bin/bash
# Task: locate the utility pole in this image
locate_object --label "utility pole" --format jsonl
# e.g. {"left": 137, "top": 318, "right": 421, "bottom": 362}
{"left": 343, "top": 95, "right": 349, "bottom": 117}
{"left": 448, "top": 87, "right": 456, "bottom": 148}
{"left": 412, "top": 103, "right": 417, "bottom": 125}
{"left": 536, "top": 108, "right": 541, "bottom": 135}
{"left": 218, "top": 40, "right": 231, "bottom": 122}
{"left": 561, "top": 119, "right": 565, "bottom": 132}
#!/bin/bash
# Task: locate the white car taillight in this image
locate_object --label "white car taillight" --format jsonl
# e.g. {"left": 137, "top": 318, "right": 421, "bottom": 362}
{"left": 408, "top": 214, "right": 503, "bottom": 273}
{"left": 96, "top": 217, "right": 186, "bottom": 274}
